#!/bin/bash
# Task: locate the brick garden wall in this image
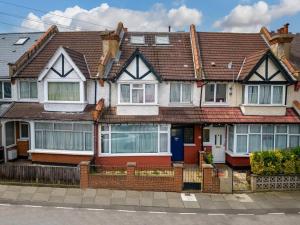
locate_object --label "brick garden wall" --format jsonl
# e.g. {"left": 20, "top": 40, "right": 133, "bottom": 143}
{"left": 80, "top": 162, "right": 183, "bottom": 192}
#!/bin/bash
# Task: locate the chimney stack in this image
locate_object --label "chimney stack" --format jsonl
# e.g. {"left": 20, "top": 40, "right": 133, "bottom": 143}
{"left": 189, "top": 24, "right": 202, "bottom": 79}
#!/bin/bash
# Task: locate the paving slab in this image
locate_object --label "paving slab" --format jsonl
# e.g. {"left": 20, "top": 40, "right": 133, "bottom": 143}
{"left": 66, "top": 188, "right": 82, "bottom": 196}
{"left": 83, "top": 189, "right": 97, "bottom": 198}
{"left": 96, "top": 189, "right": 112, "bottom": 197}
{"left": 2, "top": 191, "right": 19, "bottom": 200}
{"left": 111, "top": 197, "right": 126, "bottom": 205}
{"left": 0, "top": 185, "right": 8, "bottom": 192}
{"left": 20, "top": 186, "right": 38, "bottom": 194}
{"left": 82, "top": 197, "right": 95, "bottom": 205}
{"left": 31, "top": 193, "right": 50, "bottom": 202}
{"left": 273, "top": 191, "right": 294, "bottom": 200}
{"left": 64, "top": 195, "right": 82, "bottom": 204}
{"left": 167, "top": 198, "right": 184, "bottom": 208}
{"left": 152, "top": 198, "right": 168, "bottom": 207}
{"left": 48, "top": 196, "right": 64, "bottom": 204}
{"left": 194, "top": 193, "right": 211, "bottom": 200}
{"left": 212, "top": 201, "right": 231, "bottom": 209}
{"left": 211, "top": 194, "right": 225, "bottom": 202}
{"left": 227, "top": 200, "right": 247, "bottom": 210}
{"left": 197, "top": 199, "right": 218, "bottom": 209}
{"left": 183, "top": 201, "right": 200, "bottom": 208}
{"left": 223, "top": 194, "right": 238, "bottom": 201}
{"left": 126, "top": 190, "right": 140, "bottom": 198}
{"left": 153, "top": 192, "right": 167, "bottom": 200}
{"left": 36, "top": 187, "right": 53, "bottom": 194}
{"left": 94, "top": 196, "right": 110, "bottom": 206}
{"left": 7, "top": 186, "right": 22, "bottom": 192}
{"left": 17, "top": 193, "right": 33, "bottom": 201}
{"left": 140, "top": 197, "right": 153, "bottom": 207}
{"left": 140, "top": 191, "right": 153, "bottom": 198}
{"left": 242, "top": 202, "right": 261, "bottom": 209}
{"left": 125, "top": 197, "right": 140, "bottom": 206}
{"left": 112, "top": 190, "right": 126, "bottom": 199}
{"left": 166, "top": 192, "right": 180, "bottom": 199}
{"left": 51, "top": 188, "right": 67, "bottom": 197}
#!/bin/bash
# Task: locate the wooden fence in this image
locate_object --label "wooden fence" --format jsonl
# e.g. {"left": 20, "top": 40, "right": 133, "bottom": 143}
{"left": 0, "top": 164, "right": 80, "bottom": 186}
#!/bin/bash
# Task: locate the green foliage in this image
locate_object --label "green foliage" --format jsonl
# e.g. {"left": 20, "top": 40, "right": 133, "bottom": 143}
{"left": 205, "top": 153, "right": 213, "bottom": 164}
{"left": 250, "top": 148, "right": 300, "bottom": 175}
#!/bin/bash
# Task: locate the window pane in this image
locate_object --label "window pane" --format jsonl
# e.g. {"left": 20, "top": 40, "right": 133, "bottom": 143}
{"left": 249, "top": 124, "right": 261, "bottom": 133}
{"left": 259, "top": 85, "right": 271, "bottom": 104}
{"left": 0, "top": 82, "right": 2, "bottom": 99}
{"left": 262, "top": 134, "right": 274, "bottom": 150}
{"left": 73, "top": 124, "right": 92, "bottom": 131}
{"left": 184, "top": 127, "right": 194, "bottom": 144}
{"left": 159, "top": 125, "right": 168, "bottom": 131}
{"left": 236, "top": 125, "right": 248, "bottom": 134}
{"left": 170, "top": 83, "right": 181, "bottom": 102}
{"left": 236, "top": 135, "right": 247, "bottom": 153}
{"left": 216, "top": 84, "right": 226, "bottom": 102}
{"left": 276, "top": 125, "right": 287, "bottom": 133}
{"left": 4, "top": 82, "right": 11, "bottom": 98}
{"left": 35, "top": 131, "right": 43, "bottom": 148}
{"left": 20, "top": 123, "right": 29, "bottom": 138}
{"left": 205, "top": 84, "right": 215, "bottom": 102}
{"left": 203, "top": 129, "right": 210, "bottom": 142}
{"left": 289, "top": 136, "right": 300, "bottom": 148}
{"left": 20, "top": 81, "right": 29, "bottom": 99}
{"left": 228, "top": 126, "right": 234, "bottom": 152}
{"left": 54, "top": 123, "right": 72, "bottom": 131}
{"left": 275, "top": 134, "right": 287, "bottom": 149}
{"left": 85, "top": 133, "right": 92, "bottom": 151}
{"left": 132, "top": 89, "right": 143, "bottom": 103}
{"left": 30, "top": 82, "right": 38, "bottom": 98}
{"left": 48, "top": 82, "right": 80, "bottom": 101}
{"left": 289, "top": 125, "right": 300, "bottom": 134}
{"left": 182, "top": 83, "right": 191, "bottom": 103}
{"left": 101, "top": 134, "right": 109, "bottom": 153}
{"left": 35, "top": 122, "right": 53, "bottom": 130}
{"left": 262, "top": 125, "right": 274, "bottom": 133}
{"left": 248, "top": 86, "right": 258, "bottom": 104}
{"left": 249, "top": 134, "right": 261, "bottom": 152}
{"left": 145, "top": 84, "right": 155, "bottom": 103}
{"left": 272, "top": 86, "right": 283, "bottom": 104}
{"left": 120, "top": 84, "right": 130, "bottom": 103}
{"left": 5, "top": 122, "right": 15, "bottom": 146}
{"left": 160, "top": 133, "right": 168, "bottom": 152}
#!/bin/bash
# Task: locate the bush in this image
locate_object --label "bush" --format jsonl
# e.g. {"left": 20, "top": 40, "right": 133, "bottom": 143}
{"left": 205, "top": 153, "right": 213, "bottom": 164}
{"left": 250, "top": 148, "right": 300, "bottom": 175}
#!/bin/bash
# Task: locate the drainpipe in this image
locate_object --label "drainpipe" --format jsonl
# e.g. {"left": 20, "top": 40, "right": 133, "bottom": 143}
{"left": 199, "top": 81, "right": 208, "bottom": 108}
{"left": 94, "top": 80, "right": 97, "bottom": 104}
{"left": 108, "top": 80, "right": 112, "bottom": 108}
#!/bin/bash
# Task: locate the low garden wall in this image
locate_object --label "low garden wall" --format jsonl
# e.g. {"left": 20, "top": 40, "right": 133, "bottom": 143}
{"left": 80, "top": 161, "right": 183, "bottom": 192}
{"left": 250, "top": 148, "right": 300, "bottom": 192}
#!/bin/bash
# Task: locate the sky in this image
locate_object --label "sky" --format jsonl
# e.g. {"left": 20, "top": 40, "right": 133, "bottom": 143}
{"left": 0, "top": 0, "right": 300, "bottom": 33}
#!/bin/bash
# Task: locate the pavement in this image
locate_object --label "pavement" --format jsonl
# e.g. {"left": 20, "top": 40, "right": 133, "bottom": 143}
{"left": 0, "top": 185, "right": 300, "bottom": 214}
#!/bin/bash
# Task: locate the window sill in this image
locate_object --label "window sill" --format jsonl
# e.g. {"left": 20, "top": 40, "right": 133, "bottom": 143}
{"left": 117, "top": 103, "right": 159, "bottom": 106}
{"left": 28, "top": 149, "right": 94, "bottom": 156}
{"left": 184, "top": 144, "right": 196, "bottom": 147}
{"left": 202, "top": 102, "right": 228, "bottom": 106}
{"left": 168, "top": 103, "right": 194, "bottom": 107}
{"left": 241, "top": 104, "right": 286, "bottom": 107}
{"left": 44, "top": 101, "right": 86, "bottom": 104}
{"left": 99, "top": 153, "right": 172, "bottom": 157}
{"left": 17, "top": 138, "right": 29, "bottom": 141}
{"left": 225, "top": 151, "right": 249, "bottom": 157}
{"left": 18, "top": 99, "right": 38, "bottom": 102}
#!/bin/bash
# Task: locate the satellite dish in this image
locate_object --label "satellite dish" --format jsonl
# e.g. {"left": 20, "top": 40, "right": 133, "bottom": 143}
{"left": 228, "top": 61, "right": 233, "bottom": 69}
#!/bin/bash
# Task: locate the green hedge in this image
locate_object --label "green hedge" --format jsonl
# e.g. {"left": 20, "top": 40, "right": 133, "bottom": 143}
{"left": 250, "top": 147, "right": 300, "bottom": 175}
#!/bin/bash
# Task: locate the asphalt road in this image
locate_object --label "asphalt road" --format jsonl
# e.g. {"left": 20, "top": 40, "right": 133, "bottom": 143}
{"left": 0, "top": 204, "right": 299, "bottom": 225}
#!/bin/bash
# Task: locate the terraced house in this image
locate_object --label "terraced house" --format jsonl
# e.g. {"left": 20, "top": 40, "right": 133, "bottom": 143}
{"left": 1, "top": 22, "right": 300, "bottom": 168}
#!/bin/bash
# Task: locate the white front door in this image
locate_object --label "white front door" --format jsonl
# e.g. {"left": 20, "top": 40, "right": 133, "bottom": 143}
{"left": 211, "top": 127, "right": 226, "bottom": 163}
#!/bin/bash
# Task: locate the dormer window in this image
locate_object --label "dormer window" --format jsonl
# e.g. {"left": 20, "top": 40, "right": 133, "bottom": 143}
{"left": 245, "top": 85, "right": 284, "bottom": 105}
{"left": 155, "top": 35, "right": 170, "bottom": 45}
{"left": 130, "top": 35, "right": 145, "bottom": 44}
{"left": 119, "top": 83, "right": 157, "bottom": 104}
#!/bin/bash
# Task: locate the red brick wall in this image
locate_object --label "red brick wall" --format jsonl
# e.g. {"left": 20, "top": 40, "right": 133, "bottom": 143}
{"left": 184, "top": 125, "right": 202, "bottom": 164}
{"left": 95, "top": 156, "right": 172, "bottom": 167}
{"left": 225, "top": 153, "right": 250, "bottom": 167}
{"left": 202, "top": 164, "right": 220, "bottom": 193}
{"left": 80, "top": 162, "right": 183, "bottom": 192}
{"left": 31, "top": 153, "right": 93, "bottom": 165}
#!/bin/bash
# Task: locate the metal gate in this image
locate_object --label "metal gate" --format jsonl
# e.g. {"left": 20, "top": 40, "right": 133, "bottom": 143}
{"left": 183, "top": 165, "right": 202, "bottom": 190}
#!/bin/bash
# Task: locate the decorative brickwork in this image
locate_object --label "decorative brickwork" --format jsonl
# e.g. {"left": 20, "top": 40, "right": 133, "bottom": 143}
{"left": 80, "top": 161, "right": 183, "bottom": 192}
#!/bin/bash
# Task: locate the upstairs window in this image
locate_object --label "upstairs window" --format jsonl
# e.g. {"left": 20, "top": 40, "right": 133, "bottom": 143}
{"left": 155, "top": 35, "right": 170, "bottom": 45}
{"left": 205, "top": 83, "right": 227, "bottom": 103}
{"left": 0, "top": 81, "right": 11, "bottom": 99}
{"left": 47, "top": 82, "right": 80, "bottom": 102}
{"left": 20, "top": 81, "right": 37, "bottom": 99}
{"left": 119, "top": 83, "right": 156, "bottom": 104}
{"left": 130, "top": 35, "right": 145, "bottom": 44}
{"left": 170, "top": 82, "right": 192, "bottom": 104}
{"left": 245, "top": 85, "right": 284, "bottom": 105}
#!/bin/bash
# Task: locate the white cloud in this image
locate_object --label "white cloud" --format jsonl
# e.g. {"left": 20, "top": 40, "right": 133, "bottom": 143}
{"left": 214, "top": 0, "right": 300, "bottom": 32}
{"left": 21, "top": 3, "right": 202, "bottom": 32}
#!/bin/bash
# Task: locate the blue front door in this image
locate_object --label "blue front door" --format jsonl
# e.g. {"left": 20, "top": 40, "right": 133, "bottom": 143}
{"left": 171, "top": 127, "right": 184, "bottom": 161}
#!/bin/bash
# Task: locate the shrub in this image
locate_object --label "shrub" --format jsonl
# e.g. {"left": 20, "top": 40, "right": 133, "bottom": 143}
{"left": 205, "top": 153, "right": 213, "bottom": 164}
{"left": 250, "top": 147, "right": 300, "bottom": 175}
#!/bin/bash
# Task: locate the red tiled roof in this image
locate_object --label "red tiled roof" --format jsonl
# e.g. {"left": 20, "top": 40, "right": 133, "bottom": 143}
{"left": 108, "top": 32, "right": 195, "bottom": 81}
{"left": 1, "top": 102, "right": 94, "bottom": 121}
{"left": 99, "top": 107, "right": 300, "bottom": 124}
{"left": 15, "top": 31, "right": 104, "bottom": 78}
{"left": 198, "top": 32, "right": 268, "bottom": 80}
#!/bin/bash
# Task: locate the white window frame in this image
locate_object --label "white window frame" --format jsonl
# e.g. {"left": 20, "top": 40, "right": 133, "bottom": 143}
{"left": 100, "top": 124, "right": 171, "bottom": 156}
{"left": 204, "top": 83, "right": 227, "bottom": 104}
{"left": 5, "top": 121, "right": 16, "bottom": 148}
{"left": 117, "top": 82, "right": 158, "bottom": 105}
{"left": 0, "top": 80, "right": 12, "bottom": 100}
{"left": 130, "top": 35, "right": 145, "bottom": 44}
{"left": 244, "top": 84, "right": 285, "bottom": 106}
{"left": 19, "top": 122, "right": 29, "bottom": 140}
{"left": 44, "top": 79, "right": 84, "bottom": 103}
{"left": 155, "top": 35, "right": 170, "bottom": 45}
{"left": 227, "top": 124, "right": 299, "bottom": 156}
{"left": 169, "top": 82, "right": 193, "bottom": 104}
{"left": 18, "top": 80, "right": 38, "bottom": 100}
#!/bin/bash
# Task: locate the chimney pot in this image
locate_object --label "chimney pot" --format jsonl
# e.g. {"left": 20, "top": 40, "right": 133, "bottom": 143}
{"left": 283, "top": 23, "right": 289, "bottom": 34}
{"left": 168, "top": 26, "right": 171, "bottom": 32}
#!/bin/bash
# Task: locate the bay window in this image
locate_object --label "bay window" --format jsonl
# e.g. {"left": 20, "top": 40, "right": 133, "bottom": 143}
{"left": 228, "top": 124, "right": 300, "bottom": 155}
{"left": 101, "top": 124, "right": 170, "bottom": 154}
{"left": 119, "top": 83, "right": 156, "bottom": 104}
{"left": 205, "top": 83, "right": 227, "bottom": 103}
{"left": 0, "top": 81, "right": 11, "bottom": 99}
{"left": 170, "top": 82, "right": 192, "bottom": 103}
{"left": 35, "top": 122, "right": 93, "bottom": 151}
{"left": 48, "top": 82, "right": 80, "bottom": 101}
{"left": 245, "top": 85, "right": 284, "bottom": 105}
{"left": 20, "top": 81, "right": 37, "bottom": 99}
